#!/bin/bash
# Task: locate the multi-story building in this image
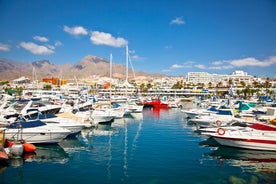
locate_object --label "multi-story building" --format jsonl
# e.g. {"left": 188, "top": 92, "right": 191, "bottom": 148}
{"left": 187, "top": 72, "right": 211, "bottom": 84}
{"left": 187, "top": 70, "right": 254, "bottom": 86}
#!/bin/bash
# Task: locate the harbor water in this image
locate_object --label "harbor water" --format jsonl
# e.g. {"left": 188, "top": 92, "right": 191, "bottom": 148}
{"left": 0, "top": 107, "right": 275, "bottom": 184}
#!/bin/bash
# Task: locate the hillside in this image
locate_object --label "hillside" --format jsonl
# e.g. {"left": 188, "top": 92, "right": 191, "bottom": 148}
{"left": 0, "top": 56, "right": 164, "bottom": 81}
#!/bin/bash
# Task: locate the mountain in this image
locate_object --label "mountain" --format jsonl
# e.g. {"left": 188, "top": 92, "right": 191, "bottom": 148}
{"left": 0, "top": 56, "right": 163, "bottom": 81}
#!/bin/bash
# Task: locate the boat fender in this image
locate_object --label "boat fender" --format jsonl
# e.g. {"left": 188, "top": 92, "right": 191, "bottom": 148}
{"left": 217, "top": 128, "right": 226, "bottom": 135}
{"left": 22, "top": 141, "right": 36, "bottom": 152}
{"left": 5, "top": 140, "right": 14, "bottom": 148}
{"left": 216, "top": 120, "right": 222, "bottom": 126}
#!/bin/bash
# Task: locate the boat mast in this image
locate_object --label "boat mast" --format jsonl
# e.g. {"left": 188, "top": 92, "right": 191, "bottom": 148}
{"left": 110, "top": 53, "right": 112, "bottom": 99}
{"left": 125, "top": 45, "right": 128, "bottom": 83}
{"left": 32, "top": 67, "right": 38, "bottom": 89}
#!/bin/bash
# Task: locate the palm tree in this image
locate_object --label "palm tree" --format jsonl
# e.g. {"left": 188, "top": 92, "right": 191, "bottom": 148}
{"left": 240, "top": 81, "right": 246, "bottom": 88}
{"left": 208, "top": 82, "right": 212, "bottom": 88}
{"left": 227, "top": 79, "right": 233, "bottom": 87}
{"left": 236, "top": 89, "right": 241, "bottom": 97}
{"left": 242, "top": 87, "right": 250, "bottom": 99}
{"left": 264, "top": 78, "right": 271, "bottom": 88}
{"left": 252, "top": 80, "right": 259, "bottom": 88}
{"left": 172, "top": 81, "right": 183, "bottom": 89}
{"left": 140, "top": 83, "right": 145, "bottom": 92}
{"left": 146, "top": 83, "right": 152, "bottom": 91}
{"left": 217, "top": 81, "right": 222, "bottom": 88}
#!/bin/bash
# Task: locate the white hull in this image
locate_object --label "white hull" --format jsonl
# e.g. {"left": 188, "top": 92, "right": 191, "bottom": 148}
{"left": 213, "top": 136, "right": 276, "bottom": 151}
{"left": 5, "top": 122, "right": 71, "bottom": 144}
{"left": 92, "top": 115, "right": 115, "bottom": 124}
{"left": 5, "top": 129, "right": 70, "bottom": 144}
{"left": 91, "top": 110, "right": 116, "bottom": 123}
{"left": 211, "top": 128, "right": 276, "bottom": 151}
{"left": 41, "top": 117, "right": 85, "bottom": 134}
{"left": 188, "top": 115, "right": 233, "bottom": 128}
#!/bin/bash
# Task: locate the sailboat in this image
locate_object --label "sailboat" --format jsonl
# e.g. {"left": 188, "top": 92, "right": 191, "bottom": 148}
{"left": 121, "top": 45, "right": 144, "bottom": 114}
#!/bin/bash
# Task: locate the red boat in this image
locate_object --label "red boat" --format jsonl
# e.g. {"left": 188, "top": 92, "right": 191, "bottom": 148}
{"left": 139, "top": 99, "right": 169, "bottom": 109}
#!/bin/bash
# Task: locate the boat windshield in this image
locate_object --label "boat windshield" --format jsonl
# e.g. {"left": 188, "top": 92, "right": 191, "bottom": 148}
{"left": 6, "top": 120, "right": 46, "bottom": 129}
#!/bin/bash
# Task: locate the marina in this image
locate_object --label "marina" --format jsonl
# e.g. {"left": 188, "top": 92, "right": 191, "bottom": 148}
{"left": 1, "top": 1, "right": 276, "bottom": 183}
{"left": 0, "top": 104, "right": 275, "bottom": 184}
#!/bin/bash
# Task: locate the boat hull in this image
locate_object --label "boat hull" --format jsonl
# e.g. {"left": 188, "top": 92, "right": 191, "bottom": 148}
{"left": 213, "top": 135, "right": 276, "bottom": 151}
{"left": 5, "top": 129, "right": 71, "bottom": 144}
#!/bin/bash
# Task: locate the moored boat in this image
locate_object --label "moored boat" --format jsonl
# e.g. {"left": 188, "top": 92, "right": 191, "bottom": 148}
{"left": 5, "top": 120, "right": 71, "bottom": 144}
{"left": 209, "top": 123, "right": 276, "bottom": 151}
{"left": 138, "top": 99, "right": 168, "bottom": 108}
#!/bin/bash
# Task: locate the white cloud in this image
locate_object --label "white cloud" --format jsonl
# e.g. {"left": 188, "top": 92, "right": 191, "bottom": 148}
{"left": 129, "top": 49, "right": 136, "bottom": 54}
{"left": 171, "top": 64, "right": 184, "bottom": 69}
{"left": 20, "top": 42, "right": 54, "bottom": 55}
{"left": 46, "top": 44, "right": 55, "bottom": 50}
{"left": 229, "top": 57, "right": 276, "bottom": 67}
{"left": 211, "top": 61, "right": 224, "bottom": 65}
{"left": 170, "top": 17, "right": 185, "bottom": 25}
{"left": 162, "top": 69, "right": 171, "bottom": 72}
{"left": 169, "top": 61, "right": 194, "bottom": 70}
{"left": 54, "top": 41, "right": 62, "bottom": 47}
{"left": 90, "top": 31, "right": 128, "bottom": 47}
{"left": 33, "top": 36, "right": 49, "bottom": 42}
{"left": 0, "top": 43, "right": 11, "bottom": 51}
{"left": 128, "top": 50, "right": 144, "bottom": 61}
{"left": 197, "top": 56, "right": 276, "bottom": 70}
{"left": 131, "top": 55, "right": 140, "bottom": 61}
{"left": 63, "top": 25, "right": 88, "bottom": 36}
{"left": 195, "top": 64, "right": 207, "bottom": 69}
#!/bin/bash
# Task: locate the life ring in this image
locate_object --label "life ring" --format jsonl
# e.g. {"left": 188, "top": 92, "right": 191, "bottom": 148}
{"left": 217, "top": 128, "right": 226, "bottom": 135}
{"left": 216, "top": 120, "right": 222, "bottom": 126}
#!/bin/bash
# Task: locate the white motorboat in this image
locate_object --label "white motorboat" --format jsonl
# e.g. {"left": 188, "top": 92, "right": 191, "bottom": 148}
{"left": 91, "top": 109, "right": 116, "bottom": 124}
{"left": 198, "top": 120, "right": 250, "bottom": 135}
{"left": 187, "top": 108, "right": 256, "bottom": 129}
{"left": 181, "top": 102, "right": 221, "bottom": 119}
{"left": 257, "top": 107, "right": 276, "bottom": 121}
{"left": 187, "top": 108, "right": 237, "bottom": 128}
{"left": 74, "top": 110, "right": 115, "bottom": 125}
{"left": 5, "top": 120, "right": 71, "bottom": 144}
{"left": 18, "top": 108, "right": 85, "bottom": 135}
{"left": 40, "top": 116, "right": 85, "bottom": 135}
{"left": 125, "top": 103, "right": 144, "bottom": 114}
{"left": 209, "top": 122, "right": 276, "bottom": 151}
{"left": 55, "top": 111, "right": 93, "bottom": 128}
{"left": 9, "top": 100, "right": 62, "bottom": 118}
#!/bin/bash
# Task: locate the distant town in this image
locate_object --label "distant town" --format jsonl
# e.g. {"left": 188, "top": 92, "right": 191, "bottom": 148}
{"left": 1, "top": 70, "right": 276, "bottom": 99}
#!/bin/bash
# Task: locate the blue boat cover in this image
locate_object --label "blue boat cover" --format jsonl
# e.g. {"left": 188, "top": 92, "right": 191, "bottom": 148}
{"left": 6, "top": 120, "right": 46, "bottom": 129}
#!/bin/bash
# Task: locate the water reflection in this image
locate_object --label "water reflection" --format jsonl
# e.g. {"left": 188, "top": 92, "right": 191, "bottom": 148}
{"left": 24, "top": 144, "right": 69, "bottom": 164}
{"left": 59, "top": 136, "right": 89, "bottom": 153}
{"left": 208, "top": 146, "right": 276, "bottom": 174}
{"left": 143, "top": 107, "right": 169, "bottom": 120}
{"left": 0, "top": 135, "right": 90, "bottom": 170}
{"left": 129, "top": 112, "right": 143, "bottom": 121}
{"left": 200, "top": 137, "right": 276, "bottom": 173}
{"left": 199, "top": 139, "right": 276, "bottom": 183}
{"left": 0, "top": 144, "right": 70, "bottom": 170}
{"left": 81, "top": 123, "right": 115, "bottom": 137}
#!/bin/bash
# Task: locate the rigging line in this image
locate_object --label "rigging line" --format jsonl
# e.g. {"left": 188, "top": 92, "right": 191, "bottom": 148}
{"left": 123, "top": 119, "right": 128, "bottom": 178}
{"left": 131, "top": 119, "right": 142, "bottom": 154}
{"left": 128, "top": 55, "right": 136, "bottom": 80}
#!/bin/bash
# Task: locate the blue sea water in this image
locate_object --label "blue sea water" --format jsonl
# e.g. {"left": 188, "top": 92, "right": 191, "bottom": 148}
{"left": 1, "top": 108, "right": 275, "bottom": 184}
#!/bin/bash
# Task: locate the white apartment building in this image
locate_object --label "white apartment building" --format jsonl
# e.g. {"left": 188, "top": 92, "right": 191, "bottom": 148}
{"left": 187, "top": 72, "right": 211, "bottom": 84}
{"left": 187, "top": 70, "right": 253, "bottom": 85}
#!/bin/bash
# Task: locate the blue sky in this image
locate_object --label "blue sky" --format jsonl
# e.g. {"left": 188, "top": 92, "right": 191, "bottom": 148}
{"left": 0, "top": 0, "right": 276, "bottom": 78}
